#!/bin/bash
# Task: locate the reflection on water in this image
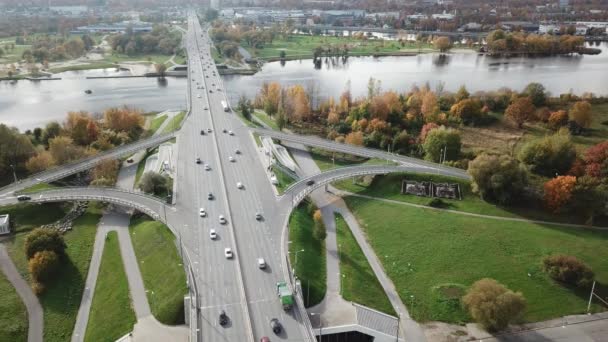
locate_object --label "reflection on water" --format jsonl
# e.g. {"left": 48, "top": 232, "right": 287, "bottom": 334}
{"left": 224, "top": 42, "right": 608, "bottom": 105}
{"left": 0, "top": 68, "right": 187, "bottom": 130}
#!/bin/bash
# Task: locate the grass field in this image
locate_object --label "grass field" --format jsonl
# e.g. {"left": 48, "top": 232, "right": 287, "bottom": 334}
{"left": 5, "top": 202, "right": 103, "bottom": 342}
{"left": 103, "top": 53, "right": 172, "bottom": 65}
{"left": 48, "top": 62, "right": 118, "bottom": 74}
{"left": 332, "top": 172, "right": 606, "bottom": 226}
{"left": 343, "top": 195, "right": 608, "bottom": 324}
{"left": 289, "top": 203, "right": 326, "bottom": 307}
{"left": 84, "top": 231, "right": 136, "bottom": 342}
{"left": 148, "top": 114, "right": 168, "bottom": 134}
{"left": 335, "top": 213, "right": 395, "bottom": 315}
{"left": 0, "top": 271, "right": 27, "bottom": 342}
{"left": 253, "top": 110, "right": 279, "bottom": 130}
{"left": 244, "top": 35, "right": 435, "bottom": 60}
{"left": 129, "top": 216, "right": 188, "bottom": 325}
{"left": 271, "top": 165, "right": 295, "bottom": 194}
{"left": 162, "top": 111, "right": 186, "bottom": 133}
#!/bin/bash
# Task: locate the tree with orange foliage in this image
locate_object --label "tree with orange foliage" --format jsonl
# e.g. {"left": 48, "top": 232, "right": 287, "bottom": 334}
{"left": 370, "top": 95, "right": 390, "bottom": 121}
{"left": 548, "top": 110, "right": 568, "bottom": 129}
{"left": 569, "top": 101, "right": 592, "bottom": 129}
{"left": 65, "top": 111, "right": 98, "bottom": 146}
{"left": 450, "top": 98, "right": 483, "bottom": 125}
{"left": 584, "top": 141, "right": 608, "bottom": 178}
{"left": 103, "top": 107, "right": 144, "bottom": 141}
{"left": 366, "top": 118, "right": 389, "bottom": 133}
{"left": 543, "top": 176, "right": 577, "bottom": 213}
{"left": 419, "top": 122, "right": 439, "bottom": 143}
{"left": 505, "top": 97, "right": 535, "bottom": 128}
{"left": 421, "top": 91, "right": 439, "bottom": 121}
{"left": 25, "top": 151, "right": 55, "bottom": 173}
{"left": 345, "top": 131, "right": 364, "bottom": 146}
{"left": 285, "top": 85, "right": 310, "bottom": 122}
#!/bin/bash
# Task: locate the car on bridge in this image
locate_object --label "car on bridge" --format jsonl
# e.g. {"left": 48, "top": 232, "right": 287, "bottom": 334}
{"left": 237, "top": 182, "right": 244, "bottom": 189}
{"left": 219, "top": 215, "right": 227, "bottom": 224}
{"left": 257, "top": 258, "right": 266, "bottom": 269}
{"left": 204, "top": 164, "right": 211, "bottom": 171}
{"left": 229, "top": 156, "right": 235, "bottom": 162}
{"left": 208, "top": 192, "right": 214, "bottom": 200}
{"left": 219, "top": 310, "right": 228, "bottom": 325}
{"left": 199, "top": 208, "right": 206, "bottom": 217}
{"left": 209, "top": 229, "right": 217, "bottom": 240}
{"left": 270, "top": 318, "right": 282, "bottom": 334}
{"left": 195, "top": 157, "right": 201, "bottom": 164}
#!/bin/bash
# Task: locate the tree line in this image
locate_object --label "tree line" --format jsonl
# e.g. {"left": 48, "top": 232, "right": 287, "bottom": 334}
{"left": 253, "top": 80, "right": 607, "bottom": 223}
{"left": 109, "top": 25, "right": 181, "bottom": 56}
{"left": 21, "top": 34, "right": 95, "bottom": 64}
{"left": 485, "top": 29, "right": 585, "bottom": 55}
{"left": 0, "top": 107, "right": 145, "bottom": 187}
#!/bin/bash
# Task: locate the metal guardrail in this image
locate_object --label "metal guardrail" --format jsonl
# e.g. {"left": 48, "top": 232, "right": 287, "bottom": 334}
{"left": 1, "top": 133, "right": 176, "bottom": 195}
{"left": 251, "top": 128, "right": 471, "bottom": 180}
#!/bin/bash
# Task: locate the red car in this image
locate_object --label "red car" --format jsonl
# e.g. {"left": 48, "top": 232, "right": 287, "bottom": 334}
{"left": 260, "top": 337, "right": 270, "bottom": 342}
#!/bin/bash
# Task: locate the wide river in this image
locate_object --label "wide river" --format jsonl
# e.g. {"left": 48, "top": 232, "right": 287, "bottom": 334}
{"left": 1, "top": 42, "right": 607, "bottom": 131}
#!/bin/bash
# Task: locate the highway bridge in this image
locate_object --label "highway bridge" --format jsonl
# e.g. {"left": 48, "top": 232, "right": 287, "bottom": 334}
{"left": 1, "top": 11, "right": 476, "bottom": 342}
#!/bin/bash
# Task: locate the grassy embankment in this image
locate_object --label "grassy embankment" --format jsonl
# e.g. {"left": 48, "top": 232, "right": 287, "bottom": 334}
{"left": 129, "top": 216, "right": 188, "bottom": 325}
{"left": 84, "top": 231, "right": 136, "bottom": 342}
{"left": 162, "top": 111, "right": 186, "bottom": 133}
{"left": 0, "top": 268, "right": 28, "bottom": 342}
{"left": 4, "top": 202, "right": 103, "bottom": 342}
{"left": 289, "top": 203, "right": 326, "bottom": 307}
{"left": 343, "top": 195, "right": 608, "bottom": 324}
{"left": 335, "top": 213, "right": 395, "bottom": 315}
{"left": 244, "top": 35, "right": 435, "bottom": 60}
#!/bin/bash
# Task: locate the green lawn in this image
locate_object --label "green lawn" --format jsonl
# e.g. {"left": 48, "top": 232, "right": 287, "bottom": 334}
{"left": 48, "top": 62, "right": 118, "bottom": 74}
{"left": 332, "top": 172, "right": 605, "bottom": 226}
{"left": 0, "top": 271, "right": 27, "bottom": 342}
{"left": 162, "top": 111, "right": 186, "bottom": 133}
{"left": 343, "top": 196, "right": 608, "bottom": 324}
{"left": 103, "top": 53, "right": 172, "bottom": 65}
{"left": 149, "top": 114, "right": 168, "bottom": 134}
{"left": 5, "top": 202, "right": 103, "bottom": 342}
{"left": 84, "top": 231, "right": 136, "bottom": 342}
{"left": 253, "top": 110, "right": 279, "bottom": 130}
{"left": 244, "top": 35, "right": 435, "bottom": 60}
{"left": 335, "top": 213, "right": 395, "bottom": 315}
{"left": 129, "top": 216, "right": 188, "bottom": 325}
{"left": 309, "top": 148, "right": 393, "bottom": 171}
{"left": 135, "top": 147, "right": 159, "bottom": 186}
{"left": 289, "top": 203, "right": 326, "bottom": 307}
{"left": 210, "top": 46, "right": 224, "bottom": 64}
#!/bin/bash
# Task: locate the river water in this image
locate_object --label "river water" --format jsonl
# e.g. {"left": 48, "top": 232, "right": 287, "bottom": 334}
{"left": 1, "top": 42, "right": 607, "bottom": 131}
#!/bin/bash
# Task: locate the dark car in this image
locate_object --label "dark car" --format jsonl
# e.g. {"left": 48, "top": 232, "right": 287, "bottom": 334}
{"left": 270, "top": 318, "right": 281, "bottom": 334}
{"left": 208, "top": 193, "right": 214, "bottom": 200}
{"left": 306, "top": 180, "right": 315, "bottom": 186}
{"left": 200, "top": 130, "right": 205, "bottom": 135}
{"left": 219, "top": 310, "right": 228, "bottom": 326}
{"left": 17, "top": 195, "right": 31, "bottom": 201}
{"left": 196, "top": 157, "right": 202, "bottom": 164}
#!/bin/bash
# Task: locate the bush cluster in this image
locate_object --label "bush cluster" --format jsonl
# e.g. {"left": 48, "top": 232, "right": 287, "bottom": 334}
{"left": 542, "top": 254, "right": 594, "bottom": 288}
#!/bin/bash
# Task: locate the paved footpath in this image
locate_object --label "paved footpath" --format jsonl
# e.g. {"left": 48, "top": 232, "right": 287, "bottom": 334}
{"left": 0, "top": 243, "right": 43, "bottom": 342}
{"left": 286, "top": 142, "right": 426, "bottom": 342}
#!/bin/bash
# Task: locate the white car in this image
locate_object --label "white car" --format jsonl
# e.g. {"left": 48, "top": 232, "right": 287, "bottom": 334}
{"left": 219, "top": 215, "right": 227, "bottom": 225}
{"left": 237, "top": 182, "right": 244, "bottom": 189}
{"left": 199, "top": 208, "right": 206, "bottom": 217}
{"left": 209, "top": 229, "right": 217, "bottom": 240}
{"left": 224, "top": 248, "right": 233, "bottom": 259}
{"left": 197, "top": 94, "right": 201, "bottom": 98}
{"left": 229, "top": 156, "right": 235, "bottom": 162}
{"left": 255, "top": 213, "right": 262, "bottom": 220}
{"left": 257, "top": 258, "right": 266, "bottom": 269}
{"left": 228, "top": 130, "right": 234, "bottom": 136}
{"left": 204, "top": 164, "right": 211, "bottom": 171}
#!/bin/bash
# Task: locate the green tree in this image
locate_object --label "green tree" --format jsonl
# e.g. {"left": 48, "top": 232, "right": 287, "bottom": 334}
{"left": 569, "top": 101, "right": 592, "bottom": 129}
{"left": 41, "top": 121, "right": 62, "bottom": 146}
{"left": 24, "top": 227, "right": 67, "bottom": 260}
{"left": 450, "top": 98, "right": 483, "bottom": 125}
{"left": 139, "top": 171, "right": 170, "bottom": 196}
{"left": 468, "top": 153, "right": 528, "bottom": 204}
{"left": 523, "top": 82, "right": 547, "bottom": 107}
{"left": 462, "top": 278, "right": 526, "bottom": 332}
{"left": 0, "top": 124, "right": 36, "bottom": 182}
{"left": 518, "top": 132, "right": 577, "bottom": 177}
{"left": 568, "top": 176, "right": 607, "bottom": 225}
{"left": 279, "top": 50, "right": 286, "bottom": 59}
{"left": 422, "top": 126, "right": 461, "bottom": 162}
{"left": 455, "top": 85, "right": 470, "bottom": 102}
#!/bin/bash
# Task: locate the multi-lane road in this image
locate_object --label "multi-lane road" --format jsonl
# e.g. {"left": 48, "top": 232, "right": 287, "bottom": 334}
{"left": 173, "top": 14, "right": 310, "bottom": 341}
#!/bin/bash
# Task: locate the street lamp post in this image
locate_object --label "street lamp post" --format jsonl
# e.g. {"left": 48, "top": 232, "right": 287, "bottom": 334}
{"left": 9, "top": 164, "right": 17, "bottom": 183}
{"left": 311, "top": 313, "right": 323, "bottom": 342}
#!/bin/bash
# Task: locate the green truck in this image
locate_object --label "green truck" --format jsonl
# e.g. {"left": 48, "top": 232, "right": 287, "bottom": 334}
{"left": 276, "top": 281, "right": 294, "bottom": 311}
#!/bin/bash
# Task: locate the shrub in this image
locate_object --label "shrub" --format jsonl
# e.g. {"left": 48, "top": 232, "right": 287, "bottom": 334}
{"left": 462, "top": 278, "right": 526, "bottom": 332}
{"left": 138, "top": 171, "right": 170, "bottom": 196}
{"left": 24, "top": 227, "right": 67, "bottom": 260}
{"left": 542, "top": 255, "right": 594, "bottom": 287}
{"left": 28, "top": 250, "right": 60, "bottom": 283}
{"left": 518, "top": 132, "right": 576, "bottom": 177}
{"left": 468, "top": 153, "right": 528, "bottom": 205}
{"left": 312, "top": 209, "right": 327, "bottom": 241}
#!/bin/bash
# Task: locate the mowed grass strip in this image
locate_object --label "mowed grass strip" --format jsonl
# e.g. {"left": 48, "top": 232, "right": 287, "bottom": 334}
{"left": 289, "top": 203, "right": 326, "bottom": 307}
{"left": 162, "top": 111, "right": 186, "bottom": 133}
{"left": 129, "top": 216, "right": 188, "bottom": 325}
{"left": 148, "top": 114, "right": 168, "bottom": 134}
{"left": 5, "top": 202, "right": 102, "bottom": 342}
{"left": 343, "top": 196, "right": 608, "bottom": 324}
{"left": 335, "top": 213, "right": 395, "bottom": 315}
{"left": 0, "top": 271, "right": 28, "bottom": 342}
{"left": 309, "top": 148, "right": 391, "bottom": 171}
{"left": 85, "top": 231, "right": 136, "bottom": 342}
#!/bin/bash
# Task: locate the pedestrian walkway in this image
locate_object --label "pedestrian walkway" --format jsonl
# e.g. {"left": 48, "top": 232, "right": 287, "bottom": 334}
{"left": 286, "top": 142, "right": 425, "bottom": 342}
{"left": 0, "top": 244, "right": 43, "bottom": 342}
